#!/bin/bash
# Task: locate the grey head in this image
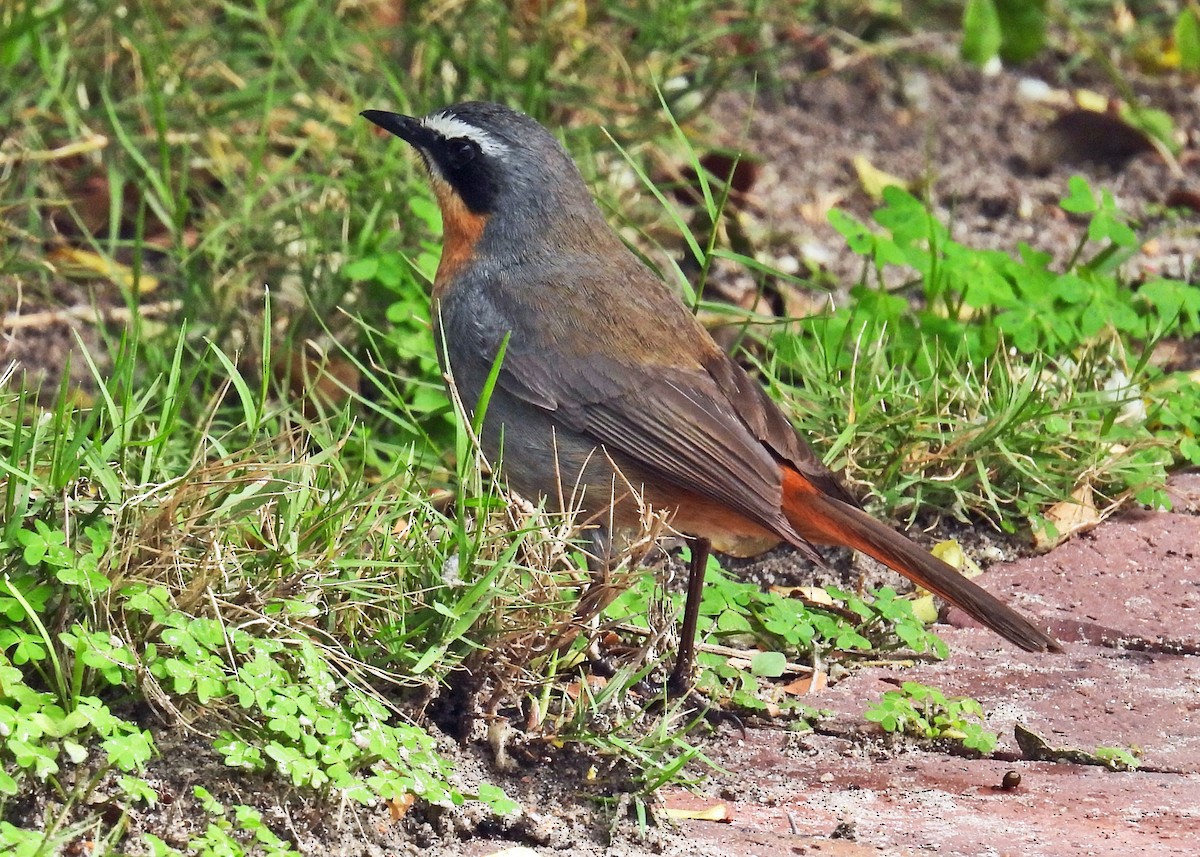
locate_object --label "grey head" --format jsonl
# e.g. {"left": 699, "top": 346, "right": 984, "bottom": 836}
{"left": 362, "top": 102, "right": 611, "bottom": 252}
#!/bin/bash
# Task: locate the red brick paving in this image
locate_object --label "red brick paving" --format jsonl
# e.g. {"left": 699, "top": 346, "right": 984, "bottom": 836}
{"left": 667, "top": 473, "right": 1200, "bottom": 856}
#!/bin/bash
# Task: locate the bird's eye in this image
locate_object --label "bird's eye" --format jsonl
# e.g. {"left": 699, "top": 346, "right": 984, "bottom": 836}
{"left": 445, "top": 138, "right": 479, "bottom": 170}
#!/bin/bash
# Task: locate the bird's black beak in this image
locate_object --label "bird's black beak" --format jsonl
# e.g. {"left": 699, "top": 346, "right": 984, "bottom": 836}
{"left": 361, "top": 109, "right": 439, "bottom": 150}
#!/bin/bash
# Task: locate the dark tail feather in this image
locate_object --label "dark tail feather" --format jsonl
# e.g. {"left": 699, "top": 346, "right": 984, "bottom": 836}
{"left": 784, "top": 485, "right": 1060, "bottom": 652}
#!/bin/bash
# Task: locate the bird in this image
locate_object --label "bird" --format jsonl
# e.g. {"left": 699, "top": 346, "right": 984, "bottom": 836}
{"left": 361, "top": 101, "right": 1060, "bottom": 691}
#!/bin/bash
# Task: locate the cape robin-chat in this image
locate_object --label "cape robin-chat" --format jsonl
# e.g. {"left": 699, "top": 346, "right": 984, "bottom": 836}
{"left": 362, "top": 102, "right": 1060, "bottom": 690}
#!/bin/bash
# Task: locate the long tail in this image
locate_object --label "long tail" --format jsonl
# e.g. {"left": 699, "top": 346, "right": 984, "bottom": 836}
{"left": 782, "top": 470, "right": 1060, "bottom": 653}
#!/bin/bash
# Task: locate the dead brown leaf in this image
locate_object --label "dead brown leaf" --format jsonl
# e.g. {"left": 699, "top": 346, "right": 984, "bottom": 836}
{"left": 662, "top": 796, "right": 733, "bottom": 823}
{"left": 46, "top": 246, "right": 160, "bottom": 295}
{"left": 768, "top": 584, "right": 834, "bottom": 606}
{"left": 1033, "top": 483, "right": 1101, "bottom": 551}
{"left": 1031, "top": 108, "right": 1157, "bottom": 174}
{"left": 780, "top": 670, "right": 828, "bottom": 695}
{"left": 852, "top": 153, "right": 909, "bottom": 201}
{"left": 386, "top": 792, "right": 415, "bottom": 821}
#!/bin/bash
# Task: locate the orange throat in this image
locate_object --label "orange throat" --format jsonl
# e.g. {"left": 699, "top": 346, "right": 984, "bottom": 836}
{"left": 432, "top": 183, "right": 489, "bottom": 293}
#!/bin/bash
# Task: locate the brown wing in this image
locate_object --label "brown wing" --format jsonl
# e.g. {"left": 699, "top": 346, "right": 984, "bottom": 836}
{"left": 701, "top": 351, "right": 861, "bottom": 509}
{"left": 497, "top": 341, "right": 826, "bottom": 564}
{"left": 453, "top": 246, "right": 853, "bottom": 557}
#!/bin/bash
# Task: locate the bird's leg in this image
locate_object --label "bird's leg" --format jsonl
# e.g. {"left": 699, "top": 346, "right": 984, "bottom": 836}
{"left": 668, "top": 536, "right": 711, "bottom": 696}
{"left": 571, "top": 531, "right": 717, "bottom": 707}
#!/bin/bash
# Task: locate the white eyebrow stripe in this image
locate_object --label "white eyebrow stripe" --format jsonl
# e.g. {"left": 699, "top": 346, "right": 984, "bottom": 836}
{"left": 421, "top": 113, "right": 509, "bottom": 156}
